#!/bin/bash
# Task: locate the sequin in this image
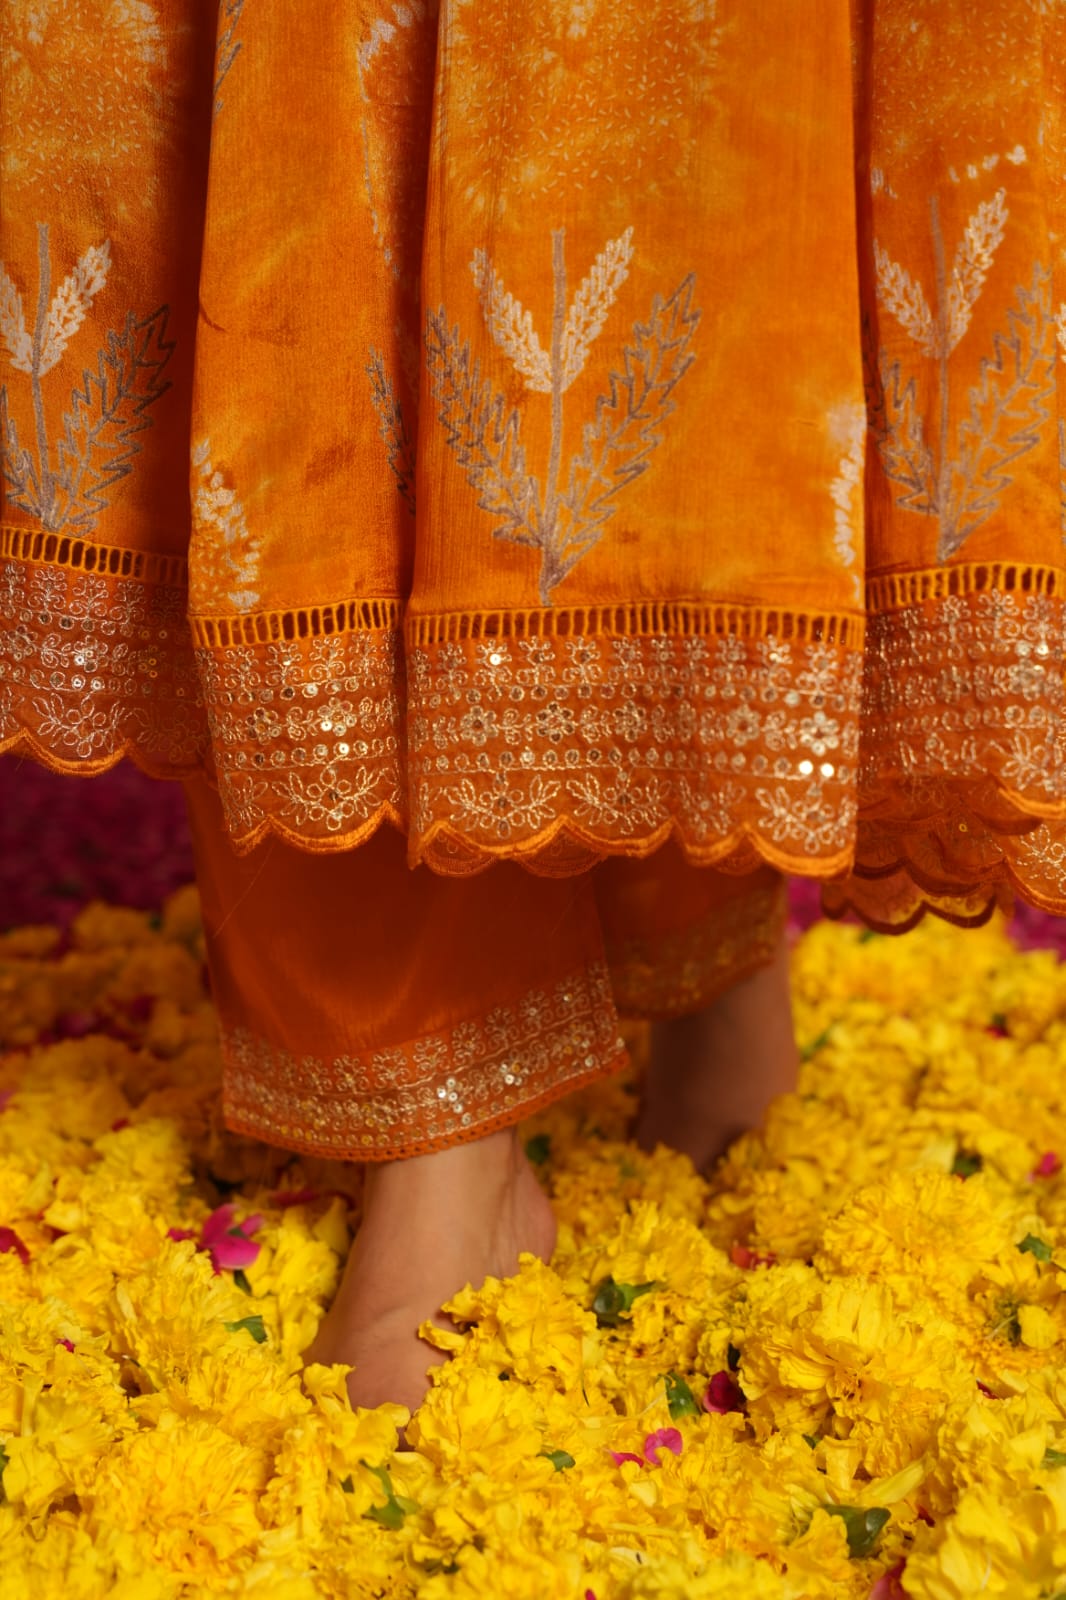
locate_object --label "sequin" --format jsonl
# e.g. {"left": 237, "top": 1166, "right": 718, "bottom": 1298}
{"left": 220, "top": 961, "right": 624, "bottom": 1162}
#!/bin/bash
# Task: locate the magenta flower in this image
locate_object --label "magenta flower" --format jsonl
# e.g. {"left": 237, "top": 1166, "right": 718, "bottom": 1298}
{"left": 56, "top": 1337, "right": 75, "bottom": 1352}
{"left": 54, "top": 1010, "right": 99, "bottom": 1039}
{"left": 869, "top": 1558, "right": 909, "bottom": 1598}
{"left": 643, "top": 1427, "right": 683, "bottom": 1465}
{"left": 122, "top": 994, "right": 156, "bottom": 1024}
{"left": 608, "top": 1449, "right": 643, "bottom": 1467}
{"left": 167, "top": 1226, "right": 197, "bottom": 1243}
{"left": 0, "top": 1227, "right": 30, "bottom": 1266}
{"left": 200, "top": 1203, "right": 263, "bottom": 1275}
{"left": 1033, "top": 1151, "right": 1062, "bottom": 1179}
{"left": 703, "top": 1371, "right": 745, "bottom": 1414}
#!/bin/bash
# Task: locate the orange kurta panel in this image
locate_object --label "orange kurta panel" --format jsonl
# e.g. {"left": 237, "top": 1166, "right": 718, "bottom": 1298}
{"left": 2, "top": 1, "right": 1066, "bottom": 932}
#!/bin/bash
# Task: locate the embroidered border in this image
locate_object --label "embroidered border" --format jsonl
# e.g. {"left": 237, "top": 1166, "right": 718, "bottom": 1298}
{"left": 194, "top": 628, "right": 406, "bottom": 845}
{"left": 5, "top": 522, "right": 1066, "bottom": 926}
{"left": 219, "top": 960, "right": 626, "bottom": 1163}
{"left": 0, "top": 541, "right": 204, "bottom": 771}
{"left": 862, "top": 585, "right": 1066, "bottom": 807}
{"left": 406, "top": 628, "right": 864, "bottom": 875}
{"left": 605, "top": 879, "right": 788, "bottom": 1021}
{"left": 827, "top": 581, "right": 1066, "bottom": 927}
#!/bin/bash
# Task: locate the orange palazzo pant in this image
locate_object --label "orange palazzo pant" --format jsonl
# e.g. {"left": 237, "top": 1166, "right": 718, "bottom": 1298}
{"left": 185, "top": 775, "right": 785, "bottom": 1161}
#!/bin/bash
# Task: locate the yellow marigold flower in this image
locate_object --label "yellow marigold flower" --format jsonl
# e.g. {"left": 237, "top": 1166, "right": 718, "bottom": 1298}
{"left": 781, "top": 1507, "right": 864, "bottom": 1598}
{"left": 903, "top": 1477, "right": 1066, "bottom": 1599}
{"left": 88, "top": 1412, "right": 270, "bottom": 1574}
{"left": 1018, "top": 1303, "right": 1058, "bottom": 1351}
{"left": 408, "top": 1364, "right": 545, "bottom": 1479}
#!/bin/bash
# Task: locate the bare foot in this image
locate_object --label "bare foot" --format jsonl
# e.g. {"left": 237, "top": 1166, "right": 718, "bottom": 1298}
{"left": 634, "top": 928, "right": 799, "bottom": 1171}
{"left": 304, "top": 1126, "right": 556, "bottom": 1413}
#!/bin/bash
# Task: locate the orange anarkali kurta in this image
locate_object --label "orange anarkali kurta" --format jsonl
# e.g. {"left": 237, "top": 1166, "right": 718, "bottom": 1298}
{"left": 3, "top": 1, "right": 1066, "bottom": 1159}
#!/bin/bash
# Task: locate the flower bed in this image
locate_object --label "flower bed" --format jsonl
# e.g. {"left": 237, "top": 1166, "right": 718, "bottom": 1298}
{"left": 3, "top": 892, "right": 1066, "bottom": 1596}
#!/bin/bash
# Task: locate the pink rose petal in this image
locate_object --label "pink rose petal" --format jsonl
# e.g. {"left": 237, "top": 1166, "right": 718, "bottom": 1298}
{"left": 55, "top": 1010, "right": 99, "bottom": 1039}
{"left": 730, "top": 1242, "right": 776, "bottom": 1270}
{"left": 869, "top": 1558, "right": 909, "bottom": 1599}
{"left": 167, "top": 1227, "right": 197, "bottom": 1243}
{"left": 0, "top": 1227, "right": 30, "bottom": 1266}
{"left": 122, "top": 994, "right": 155, "bottom": 1024}
{"left": 200, "top": 1203, "right": 263, "bottom": 1274}
{"left": 608, "top": 1449, "right": 643, "bottom": 1467}
{"left": 213, "top": 1233, "right": 260, "bottom": 1270}
{"left": 703, "top": 1370, "right": 745, "bottom": 1414}
{"left": 1034, "top": 1151, "right": 1062, "bottom": 1178}
{"left": 56, "top": 1337, "right": 75, "bottom": 1352}
{"left": 643, "top": 1427, "right": 683, "bottom": 1465}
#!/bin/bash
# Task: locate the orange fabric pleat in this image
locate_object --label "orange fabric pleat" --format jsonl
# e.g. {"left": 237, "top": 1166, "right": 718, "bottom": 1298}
{"left": 3, "top": 2, "right": 1066, "bottom": 932}
{"left": 183, "top": 776, "right": 785, "bottom": 1160}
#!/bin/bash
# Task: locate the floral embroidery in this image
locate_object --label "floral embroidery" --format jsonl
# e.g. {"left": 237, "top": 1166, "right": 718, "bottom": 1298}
{"left": 863, "top": 580, "right": 1066, "bottom": 803}
{"left": 825, "top": 576, "right": 1066, "bottom": 928}
{"left": 0, "top": 226, "right": 173, "bottom": 535}
{"left": 0, "top": 542, "right": 202, "bottom": 769}
{"left": 868, "top": 190, "right": 1055, "bottom": 559}
{"left": 605, "top": 876, "right": 787, "bottom": 1021}
{"left": 426, "top": 227, "right": 701, "bottom": 602}
{"left": 221, "top": 961, "right": 625, "bottom": 1161}
{"left": 190, "top": 439, "right": 261, "bottom": 611}
{"left": 407, "top": 626, "right": 862, "bottom": 870}
{"left": 193, "top": 629, "right": 405, "bottom": 843}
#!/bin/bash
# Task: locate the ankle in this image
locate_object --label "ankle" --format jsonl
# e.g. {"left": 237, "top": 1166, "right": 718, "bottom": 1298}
{"left": 364, "top": 1127, "right": 522, "bottom": 1213}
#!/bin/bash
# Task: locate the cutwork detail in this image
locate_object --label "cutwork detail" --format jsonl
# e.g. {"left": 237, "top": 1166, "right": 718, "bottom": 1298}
{"left": 0, "top": 551, "right": 203, "bottom": 769}
{"left": 5, "top": 530, "right": 1066, "bottom": 925}
{"left": 828, "top": 584, "right": 1066, "bottom": 926}
{"left": 407, "top": 629, "right": 863, "bottom": 872}
{"left": 195, "top": 629, "right": 406, "bottom": 842}
{"left": 220, "top": 960, "right": 625, "bottom": 1162}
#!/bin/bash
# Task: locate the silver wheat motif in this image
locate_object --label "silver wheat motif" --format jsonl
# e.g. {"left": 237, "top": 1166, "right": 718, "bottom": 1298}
{"left": 366, "top": 346, "right": 417, "bottom": 515}
{"left": 214, "top": 0, "right": 245, "bottom": 116}
{"left": 869, "top": 191, "right": 1055, "bottom": 560}
{"left": 0, "top": 224, "right": 173, "bottom": 536}
{"left": 425, "top": 226, "right": 701, "bottom": 603}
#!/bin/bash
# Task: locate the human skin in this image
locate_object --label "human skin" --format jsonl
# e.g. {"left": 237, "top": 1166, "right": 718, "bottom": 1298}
{"left": 306, "top": 928, "right": 798, "bottom": 1412}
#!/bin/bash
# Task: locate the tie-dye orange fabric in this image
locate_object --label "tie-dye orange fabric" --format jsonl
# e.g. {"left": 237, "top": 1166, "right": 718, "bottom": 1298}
{"left": 3, "top": 1, "right": 1066, "bottom": 929}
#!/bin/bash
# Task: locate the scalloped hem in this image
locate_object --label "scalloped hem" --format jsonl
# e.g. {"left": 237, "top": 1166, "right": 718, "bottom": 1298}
{"left": 408, "top": 815, "right": 856, "bottom": 880}
{"left": 0, "top": 727, "right": 206, "bottom": 785}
